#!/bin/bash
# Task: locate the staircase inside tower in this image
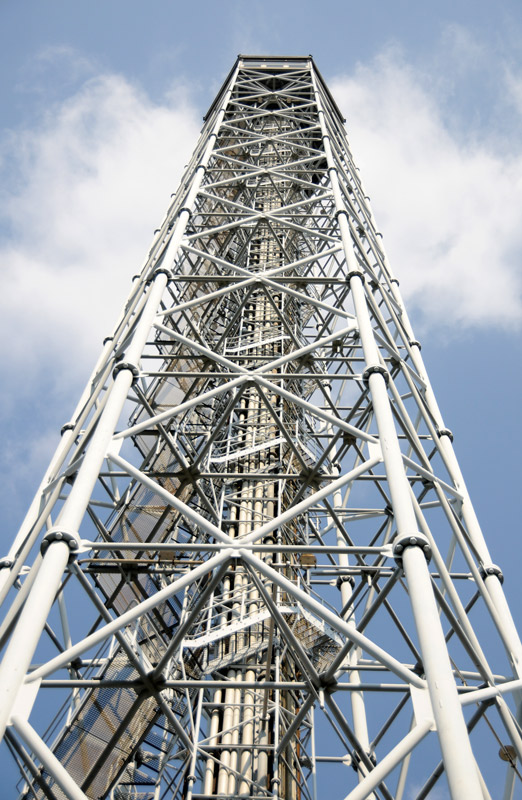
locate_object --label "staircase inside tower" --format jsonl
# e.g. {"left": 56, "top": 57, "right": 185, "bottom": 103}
{"left": 24, "top": 64, "right": 341, "bottom": 800}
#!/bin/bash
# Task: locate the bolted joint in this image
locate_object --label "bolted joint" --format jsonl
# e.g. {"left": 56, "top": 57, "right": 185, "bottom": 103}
{"left": 320, "top": 674, "right": 338, "bottom": 694}
{"left": 350, "top": 748, "right": 375, "bottom": 770}
{"left": 113, "top": 361, "right": 140, "bottom": 384}
{"left": 0, "top": 558, "right": 13, "bottom": 570}
{"left": 147, "top": 669, "right": 167, "bottom": 689}
{"left": 362, "top": 364, "right": 390, "bottom": 386}
{"left": 177, "top": 206, "right": 192, "bottom": 219}
{"left": 480, "top": 564, "right": 504, "bottom": 584}
{"left": 146, "top": 266, "right": 171, "bottom": 285}
{"left": 41, "top": 528, "right": 81, "bottom": 561}
{"left": 436, "top": 427, "right": 454, "bottom": 442}
{"left": 337, "top": 575, "right": 355, "bottom": 590}
{"left": 346, "top": 269, "right": 365, "bottom": 285}
{"left": 153, "top": 266, "right": 171, "bottom": 279}
{"left": 60, "top": 422, "right": 75, "bottom": 436}
{"left": 393, "top": 533, "right": 432, "bottom": 566}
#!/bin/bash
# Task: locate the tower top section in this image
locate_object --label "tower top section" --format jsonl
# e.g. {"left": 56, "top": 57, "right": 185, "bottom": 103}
{"left": 204, "top": 53, "right": 346, "bottom": 123}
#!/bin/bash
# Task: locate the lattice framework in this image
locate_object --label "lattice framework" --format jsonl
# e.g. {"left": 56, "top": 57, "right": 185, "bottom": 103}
{"left": 1, "top": 55, "right": 521, "bottom": 800}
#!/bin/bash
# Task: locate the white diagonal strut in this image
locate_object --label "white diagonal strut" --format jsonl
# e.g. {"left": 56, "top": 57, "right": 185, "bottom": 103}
{"left": 1, "top": 55, "right": 520, "bottom": 800}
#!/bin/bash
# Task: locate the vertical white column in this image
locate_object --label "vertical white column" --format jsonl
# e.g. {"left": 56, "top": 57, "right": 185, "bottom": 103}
{"left": 385, "top": 253, "right": 522, "bottom": 675}
{"left": 312, "top": 69, "right": 483, "bottom": 798}
{"left": 0, "top": 64, "right": 240, "bottom": 745}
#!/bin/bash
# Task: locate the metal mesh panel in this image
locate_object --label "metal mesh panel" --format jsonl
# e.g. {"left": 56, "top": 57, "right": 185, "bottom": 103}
{"left": 8, "top": 56, "right": 517, "bottom": 800}
{"left": 36, "top": 654, "right": 161, "bottom": 799}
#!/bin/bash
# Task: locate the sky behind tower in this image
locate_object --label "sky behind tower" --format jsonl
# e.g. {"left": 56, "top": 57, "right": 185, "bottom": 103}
{"left": 1, "top": 0, "right": 522, "bottom": 748}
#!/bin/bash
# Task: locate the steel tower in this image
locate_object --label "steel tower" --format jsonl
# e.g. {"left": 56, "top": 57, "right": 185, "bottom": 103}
{"left": 1, "top": 55, "right": 522, "bottom": 800}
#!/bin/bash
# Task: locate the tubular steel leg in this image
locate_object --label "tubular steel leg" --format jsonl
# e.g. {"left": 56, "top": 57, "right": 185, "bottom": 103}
{"left": 0, "top": 542, "right": 71, "bottom": 739}
{"left": 343, "top": 721, "right": 432, "bottom": 800}
{"left": 2, "top": 55, "right": 521, "bottom": 800}
{"left": 314, "top": 71, "right": 485, "bottom": 795}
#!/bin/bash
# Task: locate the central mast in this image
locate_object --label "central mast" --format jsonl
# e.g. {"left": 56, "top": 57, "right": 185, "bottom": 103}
{"left": 201, "top": 97, "right": 321, "bottom": 798}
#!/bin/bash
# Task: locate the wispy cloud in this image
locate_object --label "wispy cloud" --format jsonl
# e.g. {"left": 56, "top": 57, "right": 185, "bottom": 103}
{"left": 2, "top": 40, "right": 522, "bottom": 533}
{"left": 5, "top": 41, "right": 519, "bottom": 406}
{"left": 0, "top": 54, "right": 201, "bottom": 530}
{"left": 1, "top": 65, "right": 200, "bottom": 388}
{"left": 332, "top": 48, "right": 522, "bottom": 330}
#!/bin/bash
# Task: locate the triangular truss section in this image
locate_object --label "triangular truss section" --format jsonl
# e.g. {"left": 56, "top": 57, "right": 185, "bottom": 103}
{"left": 1, "top": 55, "right": 522, "bottom": 800}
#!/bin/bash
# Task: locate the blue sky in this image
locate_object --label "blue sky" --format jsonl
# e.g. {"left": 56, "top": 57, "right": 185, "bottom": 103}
{"left": 2, "top": 0, "right": 522, "bottom": 590}
{"left": 1, "top": 1, "right": 522, "bottom": 608}
{"left": 1, "top": 1, "right": 522, "bottom": 782}
{"left": 0, "top": 1, "right": 522, "bottom": 797}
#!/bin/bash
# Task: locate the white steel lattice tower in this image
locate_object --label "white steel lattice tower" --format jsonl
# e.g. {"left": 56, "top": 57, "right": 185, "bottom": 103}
{"left": 1, "top": 55, "right": 522, "bottom": 800}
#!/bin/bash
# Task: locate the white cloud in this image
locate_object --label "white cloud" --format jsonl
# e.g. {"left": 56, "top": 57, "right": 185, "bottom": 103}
{"left": 2, "top": 45, "right": 522, "bottom": 533}
{"left": 3, "top": 47, "right": 520, "bottom": 408}
{"left": 331, "top": 52, "right": 522, "bottom": 330}
{"left": 0, "top": 62, "right": 201, "bottom": 534}
{"left": 0, "top": 68, "right": 201, "bottom": 395}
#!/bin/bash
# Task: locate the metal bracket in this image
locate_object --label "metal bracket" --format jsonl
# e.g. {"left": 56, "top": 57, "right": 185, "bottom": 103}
{"left": 336, "top": 575, "right": 355, "bottom": 589}
{"left": 410, "top": 685, "right": 436, "bottom": 730}
{"left": 146, "top": 266, "right": 171, "bottom": 285}
{"left": 393, "top": 533, "right": 432, "bottom": 565}
{"left": 106, "top": 437, "right": 124, "bottom": 459}
{"left": 113, "top": 361, "right": 140, "bottom": 384}
{"left": 362, "top": 364, "right": 390, "bottom": 386}
{"left": 346, "top": 269, "right": 364, "bottom": 284}
{"left": 41, "top": 528, "right": 81, "bottom": 561}
{"left": 436, "top": 427, "right": 454, "bottom": 442}
{"left": 153, "top": 267, "right": 171, "bottom": 279}
{"left": 480, "top": 564, "right": 504, "bottom": 584}
{"left": 8, "top": 679, "right": 41, "bottom": 725}
{"left": 367, "top": 441, "right": 383, "bottom": 462}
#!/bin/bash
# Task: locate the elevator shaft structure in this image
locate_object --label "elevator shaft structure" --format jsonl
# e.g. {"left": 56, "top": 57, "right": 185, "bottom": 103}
{"left": 1, "top": 55, "right": 522, "bottom": 800}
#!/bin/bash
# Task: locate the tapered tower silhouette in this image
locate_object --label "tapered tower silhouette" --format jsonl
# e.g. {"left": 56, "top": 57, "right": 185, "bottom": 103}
{"left": 1, "top": 55, "right": 522, "bottom": 800}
